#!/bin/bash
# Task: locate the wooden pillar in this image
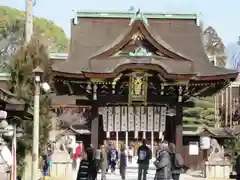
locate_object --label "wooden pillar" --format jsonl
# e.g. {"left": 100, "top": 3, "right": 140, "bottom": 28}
{"left": 91, "top": 107, "right": 99, "bottom": 149}
{"left": 175, "top": 105, "right": 183, "bottom": 153}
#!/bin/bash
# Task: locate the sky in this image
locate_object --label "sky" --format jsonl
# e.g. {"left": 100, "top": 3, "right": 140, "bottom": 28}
{"left": 1, "top": 0, "right": 240, "bottom": 46}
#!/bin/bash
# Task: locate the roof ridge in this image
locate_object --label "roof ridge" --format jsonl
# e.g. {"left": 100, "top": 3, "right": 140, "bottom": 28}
{"left": 75, "top": 10, "right": 198, "bottom": 19}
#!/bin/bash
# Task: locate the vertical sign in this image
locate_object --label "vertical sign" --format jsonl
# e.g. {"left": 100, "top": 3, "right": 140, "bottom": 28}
{"left": 108, "top": 106, "right": 114, "bottom": 132}
{"left": 135, "top": 106, "right": 141, "bottom": 131}
{"left": 140, "top": 106, "right": 147, "bottom": 131}
{"left": 147, "top": 106, "right": 154, "bottom": 131}
{"left": 99, "top": 107, "right": 107, "bottom": 131}
{"left": 128, "top": 106, "right": 134, "bottom": 131}
{"left": 115, "top": 106, "right": 121, "bottom": 131}
{"left": 121, "top": 106, "right": 128, "bottom": 131}
{"left": 154, "top": 106, "right": 160, "bottom": 132}
{"left": 160, "top": 106, "right": 167, "bottom": 131}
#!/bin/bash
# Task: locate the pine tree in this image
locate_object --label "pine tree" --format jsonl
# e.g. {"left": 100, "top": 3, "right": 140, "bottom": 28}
{"left": 183, "top": 97, "right": 215, "bottom": 127}
{"left": 7, "top": 35, "right": 52, "bottom": 176}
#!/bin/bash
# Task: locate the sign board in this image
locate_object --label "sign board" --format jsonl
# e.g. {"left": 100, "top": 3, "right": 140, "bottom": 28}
{"left": 189, "top": 141, "right": 199, "bottom": 155}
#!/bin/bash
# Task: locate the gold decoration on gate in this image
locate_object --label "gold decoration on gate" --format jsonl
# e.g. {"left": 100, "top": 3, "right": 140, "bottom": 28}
{"left": 129, "top": 72, "right": 148, "bottom": 104}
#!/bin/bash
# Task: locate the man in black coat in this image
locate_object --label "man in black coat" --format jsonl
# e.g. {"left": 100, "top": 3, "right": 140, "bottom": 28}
{"left": 137, "top": 140, "right": 152, "bottom": 180}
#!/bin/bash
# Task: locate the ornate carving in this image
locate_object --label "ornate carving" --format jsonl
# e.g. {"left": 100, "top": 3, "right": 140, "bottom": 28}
{"left": 129, "top": 46, "right": 153, "bottom": 57}
{"left": 132, "top": 76, "right": 144, "bottom": 96}
{"left": 129, "top": 73, "right": 148, "bottom": 103}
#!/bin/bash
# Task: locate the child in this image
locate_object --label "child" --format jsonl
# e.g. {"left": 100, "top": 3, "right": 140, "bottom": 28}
{"left": 119, "top": 145, "right": 127, "bottom": 180}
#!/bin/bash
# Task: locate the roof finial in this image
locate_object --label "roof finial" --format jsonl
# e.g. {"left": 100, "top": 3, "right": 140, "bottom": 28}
{"left": 136, "top": 9, "right": 140, "bottom": 15}
{"left": 129, "top": 8, "right": 149, "bottom": 26}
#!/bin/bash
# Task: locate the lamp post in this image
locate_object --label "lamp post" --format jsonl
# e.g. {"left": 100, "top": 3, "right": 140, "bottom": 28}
{"left": 32, "top": 66, "right": 43, "bottom": 180}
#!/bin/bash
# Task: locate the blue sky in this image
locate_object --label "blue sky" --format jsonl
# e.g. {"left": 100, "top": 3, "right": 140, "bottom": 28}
{"left": 1, "top": 0, "right": 239, "bottom": 46}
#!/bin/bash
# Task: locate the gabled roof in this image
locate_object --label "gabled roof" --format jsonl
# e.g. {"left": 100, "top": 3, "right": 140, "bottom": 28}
{"left": 53, "top": 11, "right": 238, "bottom": 81}
{"left": 89, "top": 18, "right": 192, "bottom": 61}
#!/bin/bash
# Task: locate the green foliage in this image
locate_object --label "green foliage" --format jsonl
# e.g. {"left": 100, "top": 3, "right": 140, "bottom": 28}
{"left": 203, "top": 26, "right": 226, "bottom": 67}
{"left": 7, "top": 36, "right": 52, "bottom": 177}
{"left": 0, "top": 5, "right": 69, "bottom": 52}
{"left": 183, "top": 97, "right": 215, "bottom": 127}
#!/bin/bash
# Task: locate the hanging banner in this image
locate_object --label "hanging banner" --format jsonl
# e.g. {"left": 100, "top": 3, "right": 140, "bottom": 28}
{"left": 121, "top": 106, "right": 128, "bottom": 131}
{"left": 128, "top": 106, "right": 134, "bottom": 131}
{"left": 135, "top": 106, "right": 141, "bottom": 131}
{"left": 114, "top": 106, "right": 121, "bottom": 131}
{"left": 140, "top": 106, "right": 147, "bottom": 131}
{"left": 160, "top": 106, "right": 167, "bottom": 131}
{"left": 100, "top": 106, "right": 166, "bottom": 132}
{"left": 154, "top": 106, "right": 160, "bottom": 132}
{"left": 108, "top": 107, "right": 114, "bottom": 132}
{"left": 147, "top": 106, "right": 154, "bottom": 131}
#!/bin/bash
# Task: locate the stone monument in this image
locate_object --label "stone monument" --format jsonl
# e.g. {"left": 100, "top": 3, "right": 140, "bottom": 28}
{"left": 205, "top": 138, "right": 231, "bottom": 179}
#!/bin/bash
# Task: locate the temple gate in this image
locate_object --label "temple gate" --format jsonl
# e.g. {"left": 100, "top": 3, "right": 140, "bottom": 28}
{"left": 50, "top": 10, "right": 238, "bottom": 155}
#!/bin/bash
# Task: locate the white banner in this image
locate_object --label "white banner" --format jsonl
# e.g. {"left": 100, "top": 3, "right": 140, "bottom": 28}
{"left": 147, "top": 106, "right": 154, "bottom": 131}
{"left": 140, "top": 106, "right": 147, "bottom": 131}
{"left": 135, "top": 106, "right": 141, "bottom": 131}
{"left": 154, "top": 106, "right": 160, "bottom": 132}
{"left": 128, "top": 106, "right": 134, "bottom": 131}
{"left": 108, "top": 107, "right": 114, "bottom": 132}
{"left": 114, "top": 106, "right": 121, "bottom": 131}
{"left": 121, "top": 106, "right": 128, "bottom": 131}
{"left": 160, "top": 106, "right": 167, "bottom": 131}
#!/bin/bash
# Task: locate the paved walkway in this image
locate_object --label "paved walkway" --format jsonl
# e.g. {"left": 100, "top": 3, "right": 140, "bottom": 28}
{"left": 96, "top": 168, "right": 204, "bottom": 180}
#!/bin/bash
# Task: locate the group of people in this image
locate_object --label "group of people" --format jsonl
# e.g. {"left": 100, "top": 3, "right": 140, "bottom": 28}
{"left": 76, "top": 140, "right": 184, "bottom": 180}
{"left": 137, "top": 140, "right": 183, "bottom": 180}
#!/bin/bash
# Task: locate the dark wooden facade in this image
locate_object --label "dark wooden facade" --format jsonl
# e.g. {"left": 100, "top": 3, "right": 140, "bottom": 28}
{"left": 0, "top": 76, "right": 32, "bottom": 126}
{"left": 50, "top": 11, "right": 238, "bottom": 156}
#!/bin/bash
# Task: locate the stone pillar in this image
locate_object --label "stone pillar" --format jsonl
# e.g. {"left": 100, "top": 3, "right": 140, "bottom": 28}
{"left": 175, "top": 105, "right": 183, "bottom": 153}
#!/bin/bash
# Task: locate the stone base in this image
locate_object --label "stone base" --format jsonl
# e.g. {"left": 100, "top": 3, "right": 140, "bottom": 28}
{"left": 50, "top": 151, "right": 72, "bottom": 178}
{"left": 205, "top": 161, "right": 231, "bottom": 179}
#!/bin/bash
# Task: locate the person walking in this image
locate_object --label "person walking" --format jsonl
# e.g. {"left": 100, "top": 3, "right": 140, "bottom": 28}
{"left": 137, "top": 139, "right": 152, "bottom": 180}
{"left": 153, "top": 142, "right": 172, "bottom": 180}
{"left": 76, "top": 148, "right": 98, "bottom": 180}
{"left": 119, "top": 145, "right": 127, "bottom": 180}
{"left": 169, "top": 143, "right": 184, "bottom": 180}
{"left": 100, "top": 145, "right": 108, "bottom": 180}
{"left": 95, "top": 145, "right": 102, "bottom": 172}
{"left": 108, "top": 144, "right": 118, "bottom": 174}
{"left": 128, "top": 146, "right": 133, "bottom": 163}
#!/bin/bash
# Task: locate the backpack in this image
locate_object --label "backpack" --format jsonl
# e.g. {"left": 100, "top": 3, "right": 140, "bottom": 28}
{"left": 139, "top": 150, "right": 147, "bottom": 160}
{"left": 111, "top": 150, "right": 117, "bottom": 161}
{"left": 172, "top": 153, "right": 184, "bottom": 168}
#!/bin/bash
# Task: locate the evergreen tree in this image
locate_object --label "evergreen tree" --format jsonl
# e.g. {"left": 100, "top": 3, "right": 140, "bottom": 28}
{"left": 183, "top": 97, "right": 215, "bottom": 127}
{"left": 203, "top": 26, "right": 226, "bottom": 67}
{"left": 183, "top": 26, "right": 225, "bottom": 128}
{"left": 7, "top": 35, "right": 52, "bottom": 176}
